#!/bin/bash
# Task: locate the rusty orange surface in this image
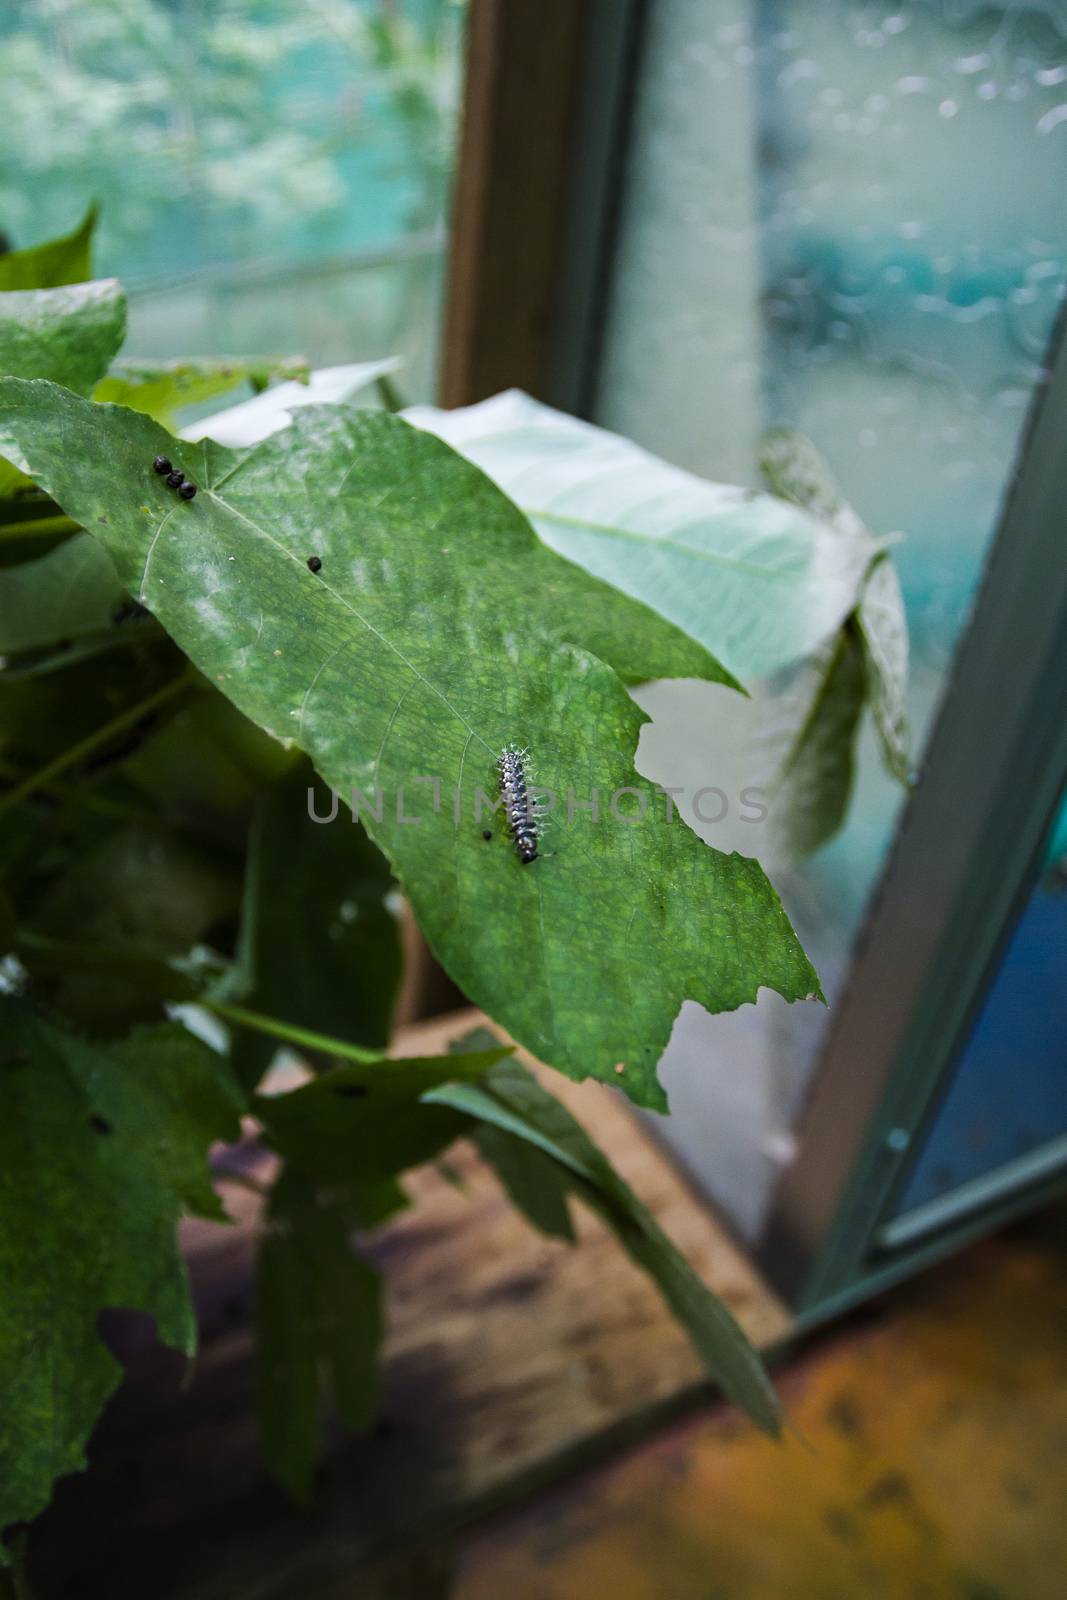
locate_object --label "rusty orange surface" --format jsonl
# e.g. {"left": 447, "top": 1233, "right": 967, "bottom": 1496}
{"left": 453, "top": 1209, "right": 1067, "bottom": 1600}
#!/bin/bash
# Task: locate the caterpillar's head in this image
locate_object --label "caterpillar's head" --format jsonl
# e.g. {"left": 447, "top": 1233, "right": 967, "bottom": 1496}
{"left": 516, "top": 832, "right": 538, "bottom": 864}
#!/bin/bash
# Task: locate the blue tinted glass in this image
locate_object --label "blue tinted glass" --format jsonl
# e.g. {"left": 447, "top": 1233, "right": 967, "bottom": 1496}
{"left": 892, "top": 790, "right": 1067, "bottom": 1216}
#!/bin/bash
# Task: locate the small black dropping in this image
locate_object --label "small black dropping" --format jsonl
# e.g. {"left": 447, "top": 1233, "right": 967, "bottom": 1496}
{"left": 153, "top": 454, "right": 172, "bottom": 475}
{"left": 178, "top": 481, "right": 197, "bottom": 500}
{"left": 165, "top": 470, "right": 185, "bottom": 489}
{"left": 332, "top": 1083, "right": 369, "bottom": 1099}
{"left": 88, "top": 1113, "right": 113, "bottom": 1135}
{"left": 307, "top": 555, "right": 322, "bottom": 573}
{"left": 482, "top": 829, "right": 493, "bottom": 841}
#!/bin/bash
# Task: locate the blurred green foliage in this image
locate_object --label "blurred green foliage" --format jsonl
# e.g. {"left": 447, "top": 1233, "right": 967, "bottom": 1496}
{"left": 0, "top": 0, "right": 465, "bottom": 279}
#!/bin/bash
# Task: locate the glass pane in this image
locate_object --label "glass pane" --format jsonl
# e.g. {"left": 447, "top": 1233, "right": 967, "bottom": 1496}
{"left": 887, "top": 787, "right": 1067, "bottom": 1228}
{"left": 597, "top": 0, "right": 1067, "bottom": 1237}
{"left": 0, "top": 0, "right": 467, "bottom": 399}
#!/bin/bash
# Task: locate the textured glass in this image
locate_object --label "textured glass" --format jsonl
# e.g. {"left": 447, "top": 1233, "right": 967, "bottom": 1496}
{"left": 0, "top": 0, "right": 466, "bottom": 398}
{"left": 600, "top": 0, "right": 1067, "bottom": 1236}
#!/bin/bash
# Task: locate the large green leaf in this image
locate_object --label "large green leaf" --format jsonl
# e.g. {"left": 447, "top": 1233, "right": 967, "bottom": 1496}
{"left": 254, "top": 1046, "right": 514, "bottom": 1189}
{"left": 406, "top": 390, "right": 879, "bottom": 680}
{"left": 230, "top": 760, "right": 403, "bottom": 1088}
{"left": 0, "top": 1003, "right": 244, "bottom": 1549}
{"left": 427, "top": 1055, "right": 781, "bottom": 1434}
{"left": 0, "top": 203, "right": 97, "bottom": 293}
{"left": 0, "top": 533, "right": 123, "bottom": 655}
{"left": 0, "top": 281, "right": 125, "bottom": 497}
{"left": 95, "top": 355, "right": 311, "bottom": 430}
{"left": 0, "top": 381, "right": 821, "bottom": 1109}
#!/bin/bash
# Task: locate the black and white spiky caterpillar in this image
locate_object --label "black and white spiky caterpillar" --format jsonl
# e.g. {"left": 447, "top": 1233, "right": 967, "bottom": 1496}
{"left": 497, "top": 745, "right": 539, "bottom": 864}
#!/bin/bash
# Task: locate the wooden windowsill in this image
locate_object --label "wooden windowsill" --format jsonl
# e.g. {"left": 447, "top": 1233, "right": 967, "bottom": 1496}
{"left": 35, "top": 1009, "right": 791, "bottom": 1598}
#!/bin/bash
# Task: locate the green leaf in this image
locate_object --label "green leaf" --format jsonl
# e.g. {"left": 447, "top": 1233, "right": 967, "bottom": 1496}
{"left": 252, "top": 1038, "right": 512, "bottom": 1499}
{"left": 473, "top": 1120, "right": 576, "bottom": 1240}
{"left": 0, "top": 281, "right": 125, "bottom": 497}
{"left": 230, "top": 760, "right": 403, "bottom": 1089}
{"left": 759, "top": 426, "right": 912, "bottom": 792}
{"left": 0, "top": 203, "right": 97, "bottom": 293}
{"left": 254, "top": 1046, "right": 514, "bottom": 1189}
{"left": 21, "top": 820, "right": 241, "bottom": 1032}
{"left": 0, "top": 534, "right": 123, "bottom": 655}
{"left": 856, "top": 554, "right": 912, "bottom": 788}
{"left": 426, "top": 1057, "right": 781, "bottom": 1435}
{"left": 0, "top": 381, "right": 821, "bottom": 1110}
{"left": 95, "top": 356, "right": 311, "bottom": 430}
{"left": 181, "top": 359, "right": 402, "bottom": 450}
{"left": 0, "top": 1003, "right": 244, "bottom": 1548}
{"left": 256, "top": 1171, "right": 382, "bottom": 1504}
{"left": 407, "top": 390, "right": 879, "bottom": 680}
{"left": 749, "top": 622, "right": 869, "bottom": 861}
{"left": 0, "top": 281, "right": 126, "bottom": 396}
{"left": 758, "top": 427, "right": 870, "bottom": 538}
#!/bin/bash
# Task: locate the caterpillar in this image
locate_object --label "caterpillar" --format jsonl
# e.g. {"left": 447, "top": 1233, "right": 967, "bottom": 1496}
{"left": 497, "top": 745, "right": 540, "bottom": 864}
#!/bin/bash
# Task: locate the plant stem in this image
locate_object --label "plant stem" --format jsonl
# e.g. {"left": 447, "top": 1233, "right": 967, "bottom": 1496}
{"left": 201, "top": 999, "right": 381, "bottom": 1065}
{"left": 0, "top": 757, "right": 150, "bottom": 825}
{"left": 0, "top": 514, "right": 81, "bottom": 544}
{"left": 374, "top": 373, "right": 406, "bottom": 414}
{"left": 0, "top": 671, "right": 193, "bottom": 820}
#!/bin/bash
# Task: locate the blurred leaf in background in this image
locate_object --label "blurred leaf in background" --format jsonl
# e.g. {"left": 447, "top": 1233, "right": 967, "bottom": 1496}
{"left": 753, "top": 427, "right": 913, "bottom": 859}
{"left": 0, "top": 1, "right": 464, "bottom": 284}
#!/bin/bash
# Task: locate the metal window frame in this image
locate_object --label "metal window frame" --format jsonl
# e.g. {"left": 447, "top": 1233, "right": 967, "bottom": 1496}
{"left": 759, "top": 310, "right": 1067, "bottom": 1312}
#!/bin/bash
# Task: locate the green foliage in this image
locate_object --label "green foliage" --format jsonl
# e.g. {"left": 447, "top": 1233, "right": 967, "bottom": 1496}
{"left": 0, "top": 218, "right": 916, "bottom": 1548}
{"left": 0, "top": 1003, "right": 244, "bottom": 1548}
{"left": 0, "top": 3, "right": 462, "bottom": 275}
{"left": 256, "top": 1172, "right": 383, "bottom": 1505}
{"left": 0, "top": 535, "right": 123, "bottom": 655}
{"left": 95, "top": 356, "right": 312, "bottom": 430}
{"left": 229, "top": 761, "right": 403, "bottom": 1089}
{"left": 252, "top": 1040, "right": 513, "bottom": 1498}
{"left": 254, "top": 1046, "right": 515, "bottom": 1192}
{"left": 428, "top": 1050, "right": 780, "bottom": 1436}
{"left": 0, "top": 203, "right": 97, "bottom": 293}
{"left": 0, "top": 282, "right": 125, "bottom": 397}
{"left": 407, "top": 390, "right": 879, "bottom": 681}
{"left": 754, "top": 427, "right": 913, "bottom": 856}
{"left": 750, "top": 622, "right": 869, "bottom": 861}
{"left": 0, "top": 381, "right": 820, "bottom": 1109}
{"left": 0, "top": 279, "right": 125, "bottom": 497}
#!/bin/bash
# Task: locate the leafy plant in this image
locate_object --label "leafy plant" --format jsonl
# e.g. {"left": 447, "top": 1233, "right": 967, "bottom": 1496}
{"left": 0, "top": 210, "right": 906, "bottom": 1560}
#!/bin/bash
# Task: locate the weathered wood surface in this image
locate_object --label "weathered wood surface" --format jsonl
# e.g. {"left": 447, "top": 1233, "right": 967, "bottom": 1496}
{"left": 33, "top": 1010, "right": 789, "bottom": 1599}
{"left": 452, "top": 1203, "right": 1067, "bottom": 1600}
